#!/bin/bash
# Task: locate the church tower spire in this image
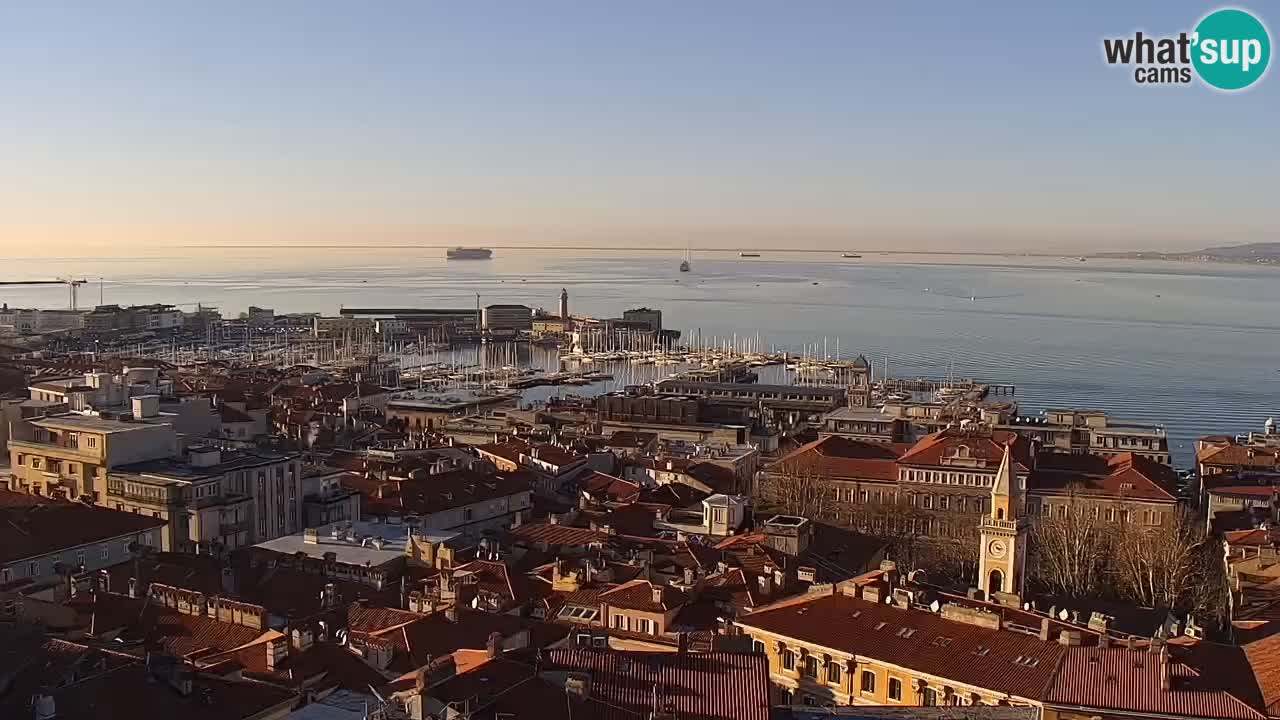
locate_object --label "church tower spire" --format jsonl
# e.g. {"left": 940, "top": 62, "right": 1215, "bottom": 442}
{"left": 978, "top": 439, "right": 1028, "bottom": 600}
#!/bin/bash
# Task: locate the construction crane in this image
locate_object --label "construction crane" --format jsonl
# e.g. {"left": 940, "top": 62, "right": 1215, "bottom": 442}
{"left": 58, "top": 278, "right": 88, "bottom": 310}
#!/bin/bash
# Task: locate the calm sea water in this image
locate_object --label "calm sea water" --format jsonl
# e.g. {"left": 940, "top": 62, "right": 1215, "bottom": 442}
{"left": 3, "top": 247, "right": 1278, "bottom": 463}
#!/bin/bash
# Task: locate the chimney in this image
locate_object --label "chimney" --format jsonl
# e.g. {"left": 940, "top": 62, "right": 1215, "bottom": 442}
{"left": 1039, "top": 617, "right": 1052, "bottom": 642}
{"left": 1158, "top": 644, "right": 1171, "bottom": 691}
{"left": 651, "top": 585, "right": 664, "bottom": 605}
{"left": 486, "top": 631, "right": 503, "bottom": 659}
{"left": 128, "top": 578, "right": 138, "bottom": 598}
{"left": 266, "top": 636, "right": 289, "bottom": 671}
{"left": 757, "top": 573, "right": 773, "bottom": 596}
{"left": 682, "top": 567, "right": 694, "bottom": 586}
{"left": 445, "top": 606, "right": 458, "bottom": 622}
{"left": 323, "top": 582, "right": 336, "bottom": 609}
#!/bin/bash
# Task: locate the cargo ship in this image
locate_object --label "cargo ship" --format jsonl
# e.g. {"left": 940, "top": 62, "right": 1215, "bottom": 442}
{"left": 446, "top": 247, "right": 493, "bottom": 260}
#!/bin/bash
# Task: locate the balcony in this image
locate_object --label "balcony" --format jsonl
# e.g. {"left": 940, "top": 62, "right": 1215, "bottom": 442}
{"left": 981, "top": 518, "right": 1020, "bottom": 532}
{"left": 105, "top": 480, "right": 181, "bottom": 506}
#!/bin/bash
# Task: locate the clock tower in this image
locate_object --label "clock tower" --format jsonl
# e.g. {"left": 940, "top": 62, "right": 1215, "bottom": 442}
{"left": 977, "top": 440, "right": 1028, "bottom": 600}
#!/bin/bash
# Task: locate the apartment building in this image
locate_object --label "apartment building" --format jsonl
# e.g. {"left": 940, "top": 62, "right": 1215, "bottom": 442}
{"left": 819, "top": 407, "right": 908, "bottom": 443}
{"left": 108, "top": 446, "right": 303, "bottom": 552}
{"left": 6, "top": 413, "right": 180, "bottom": 500}
{"left": 0, "top": 489, "right": 166, "bottom": 586}
{"left": 1000, "top": 408, "right": 1172, "bottom": 465}
{"left": 481, "top": 303, "right": 533, "bottom": 332}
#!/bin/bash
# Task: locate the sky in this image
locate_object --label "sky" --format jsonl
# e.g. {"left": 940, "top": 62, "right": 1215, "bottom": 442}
{"left": 0, "top": 1, "right": 1276, "bottom": 255}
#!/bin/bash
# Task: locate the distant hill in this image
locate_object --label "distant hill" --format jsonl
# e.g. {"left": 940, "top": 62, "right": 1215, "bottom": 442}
{"left": 1094, "top": 242, "right": 1280, "bottom": 264}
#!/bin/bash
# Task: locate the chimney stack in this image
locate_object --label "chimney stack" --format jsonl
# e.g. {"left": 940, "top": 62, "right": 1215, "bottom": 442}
{"left": 486, "top": 631, "right": 503, "bottom": 659}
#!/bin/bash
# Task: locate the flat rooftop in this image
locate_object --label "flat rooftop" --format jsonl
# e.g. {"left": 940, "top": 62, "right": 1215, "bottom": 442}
{"left": 388, "top": 388, "right": 517, "bottom": 410}
{"left": 255, "top": 519, "right": 457, "bottom": 567}
{"left": 31, "top": 413, "right": 160, "bottom": 434}
{"left": 826, "top": 407, "right": 897, "bottom": 422}
{"left": 115, "top": 449, "right": 294, "bottom": 481}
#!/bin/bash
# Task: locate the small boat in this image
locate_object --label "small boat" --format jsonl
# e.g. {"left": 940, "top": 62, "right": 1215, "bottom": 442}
{"left": 680, "top": 245, "right": 691, "bottom": 272}
{"left": 1078, "top": 257, "right": 1088, "bottom": 262}
{"left": 842, "top": 253, "right": 862, "bottom": 259}
{"left": 740, "top": 252, "right": 761, "bottom": 258}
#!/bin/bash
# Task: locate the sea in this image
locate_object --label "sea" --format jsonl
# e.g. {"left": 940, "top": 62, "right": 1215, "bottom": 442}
{"left": 3, "top": 247, "right": 1278, "bottom": 466}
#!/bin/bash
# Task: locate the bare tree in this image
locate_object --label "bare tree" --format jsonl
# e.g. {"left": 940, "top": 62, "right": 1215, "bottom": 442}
{"left": 1113, "top": 507, "right": 1210, "bottom": 611}
{"left": 1029, "top": 488, "right": 1113, "bottom": 599}
{"left": 757, "top": 460, "right": 837, "bottom": 519}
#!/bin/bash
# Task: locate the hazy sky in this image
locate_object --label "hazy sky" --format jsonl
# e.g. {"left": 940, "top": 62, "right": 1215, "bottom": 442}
{"left": 1, "top": 1, "right": 1276, "bottom": 254}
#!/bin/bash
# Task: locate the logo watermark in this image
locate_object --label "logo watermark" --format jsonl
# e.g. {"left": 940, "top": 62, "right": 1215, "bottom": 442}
{"left": 1103, "top": 7, "right": 1270, "bottom": 90}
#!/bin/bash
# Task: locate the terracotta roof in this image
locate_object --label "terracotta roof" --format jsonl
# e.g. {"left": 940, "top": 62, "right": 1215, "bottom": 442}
{"left": 369, "top": 608, "right": 529, "bottom": 673}
{"left": 40, "top": 662, "right": 298, "bottom": 720}
{"left": 426, "top": 655, "right": 614, "bottom": 720}
{"left": 341, "top": 467, "right": 531, "bottom": 516}
{"left": 1246, "top": 632, "right": 1280, "bottom": 716}
{"left": 600, "top": 579, "right": 687, "bottom": 613}
{"left": 604, "top": 431, "right": 658, "bottom": 449}
{"left": 452, "top": 559, "right": 532, "bottom": 608}
{"left": 105, "top": 550, "right": 402, "bottom": 621}
{"left": 738, "top": 591, "right": 1064, "bottom": 701}
{"left": 509, "top": 522, "right": 608, "bottom": 548}
{"left": 1032, "top": 452, "right": 1179, "bottom": 502}
{"left": 1227, "top": 528, "right": 1280, "bottom": 548}
{"left": 898, "top": 429, "right": 1033, "bottom": 471}
{"left": 773, "top": 435, "right": 901, "bottom": 482}
{"left": 347, "top": 602, "right": 421, "bottom": 633}
{"left": 0, "top": 490, "right": 167, "bottom": 565}
{"left": 580, "top": 471, "right": 642, "bottom": 503}
{"left": 1211, "top": 485, "right": 1280, "bottom": 499}
{"left": 541, "top": 648, "right": 772, "bottom": 720}
{"left": 1201, "top": 444, "right": 1280, "bottom": 470}
{"left": 1050, "top": 644, "right": 1265, "bottom": 720}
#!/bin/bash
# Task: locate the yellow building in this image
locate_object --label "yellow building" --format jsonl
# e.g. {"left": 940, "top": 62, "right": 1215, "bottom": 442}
{"left": 735, "top": 583, "right": 1062, "bottom": 709}
{"left": 6, "top": 413, "right": 178, "bottom": 500}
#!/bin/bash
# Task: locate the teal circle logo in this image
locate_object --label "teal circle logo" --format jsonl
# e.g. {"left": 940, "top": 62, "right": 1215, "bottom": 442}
{"left": 1192, "top": 8, "right": 1271, "bottom": 90}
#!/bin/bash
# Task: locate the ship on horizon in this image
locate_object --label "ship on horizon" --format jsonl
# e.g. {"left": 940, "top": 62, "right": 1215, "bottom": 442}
{"left": 447, "top": 247, "right": 493, "bottom": 260}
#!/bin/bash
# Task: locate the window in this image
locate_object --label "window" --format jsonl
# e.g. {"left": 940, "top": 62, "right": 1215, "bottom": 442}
{"left": 101, "top": 545, "right": 110, "bottom": 561}
{"left": 67, "top": 432, "right": 79, "bottom": 448}
{"left": 888, "top": 677, "right": 902, "bottom": 701}
{"left": 753, "top": 640, "right": 765, "bottom": 654}
{"left": 1, "top": 568, "right": 10, "bottom": 583}
{"left": 28, "top": 561, "right": 39, "bottom": 576}
{"left": 613, "top": 614, "right": 629, "bottom": 631}
{"left": 637, "top": 618, "right": 653, "bottom": 634}
{"left": 463, "top": 507, "right": 474, "bottom": 522}
{"left": 860, "top": 670, "right": 876, "bottom": 694}
{"left": 782, "top": 650, "right": 795, "bottom": 671}
{"left": 923, "top": 688, "right": 939, "bottom": 706}
{"left": 31, "top": 457, "right": 42, "bottom": 470}
{"left": 87, "top": 437, "right": 97, "bottom": 449}
{"left": 75, "top": 550, "right": 85, "bottom": 567}
{"left": 826, "top": 661, "right": 842, "bottom": 684}
{"left": 803, "top": 655, "right": 818, "bottom": 678}
{"left": 780, "top": 689, "right": 793, "bottom": 705}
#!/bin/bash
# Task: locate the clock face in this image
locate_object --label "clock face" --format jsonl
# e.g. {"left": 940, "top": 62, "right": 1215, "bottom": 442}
{"left": 988, "top": 540, "right": 1007, "bottom": 559}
